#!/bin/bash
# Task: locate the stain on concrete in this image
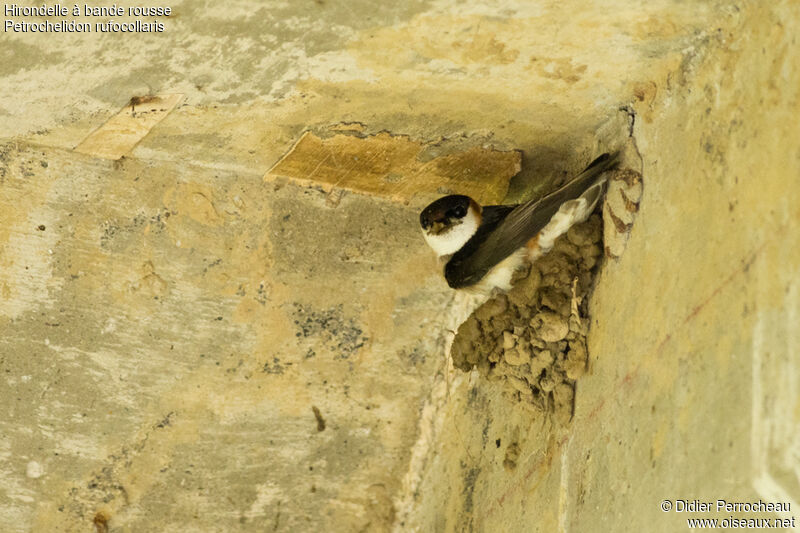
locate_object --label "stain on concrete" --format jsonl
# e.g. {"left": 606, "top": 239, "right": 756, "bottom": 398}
{"left": 92, "top": 510, "right": 110, "bottom": 533}
{"left": 311, "top": 406, "right": 326, "bottom": 432}
{"left": 502, "top": 441, "right": 521, "bottom": 472}
{"left": 530, "top": 56, "right": 588, "bottom": 84}
{"left": 0, "top": 42, "right": 64, "bottom": 77}
{"left": 291, "top": 304, "right": 367, "bottom": 360}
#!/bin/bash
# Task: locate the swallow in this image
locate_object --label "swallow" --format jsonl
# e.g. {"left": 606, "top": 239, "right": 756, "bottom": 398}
{"left": 420, "top": 153, "right": 618, "bottom": 294}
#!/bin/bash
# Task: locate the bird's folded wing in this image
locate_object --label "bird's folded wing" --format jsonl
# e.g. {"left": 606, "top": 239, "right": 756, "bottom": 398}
{"left": 444, "top": 153, "right": 618, "bottom": 288}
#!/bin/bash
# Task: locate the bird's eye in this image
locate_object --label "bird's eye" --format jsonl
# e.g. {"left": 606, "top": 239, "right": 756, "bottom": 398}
{"left": 454, "top": 206, "right": 466, "bottom": 218}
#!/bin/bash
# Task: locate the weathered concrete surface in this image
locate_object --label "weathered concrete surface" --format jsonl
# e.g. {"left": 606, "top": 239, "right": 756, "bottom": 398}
{"left": 1, "top": 0, "right": 799, "bottom": 532}
{"left": 1, "top": 142, "right": 455, "bottom": 531}
{"left": 398, "top": 2, "right": 800, "bottom": 532}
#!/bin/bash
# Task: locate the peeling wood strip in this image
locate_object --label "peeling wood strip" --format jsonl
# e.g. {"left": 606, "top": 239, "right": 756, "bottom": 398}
{"left": 264, "top": 130, "right": 520, "bottom": 205}
{"left": 74, "top": 94, "right": 183, "bottom": 160}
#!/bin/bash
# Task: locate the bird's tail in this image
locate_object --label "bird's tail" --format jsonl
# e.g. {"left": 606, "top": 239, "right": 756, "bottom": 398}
{"left": 555, "top": 152, "right": 618, "bottom": 200}
{"left": 525, "top": 152, "right": 619, "bottom": 258}
{"left": 527, "top": 152, "right": 618, "bottom": 221}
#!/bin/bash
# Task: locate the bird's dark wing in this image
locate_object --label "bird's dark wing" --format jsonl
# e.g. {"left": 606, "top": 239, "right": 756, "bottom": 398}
{"left": 480, "top": 204, "right": 518, "bottom": 228}
{"left": 444, "top": 153, "right": 618, "bottom": 288}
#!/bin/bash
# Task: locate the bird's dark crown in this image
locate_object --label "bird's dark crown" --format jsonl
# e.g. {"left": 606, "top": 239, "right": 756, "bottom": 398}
{"left": 419, "top": 195, "right": 472, "bottom": 230}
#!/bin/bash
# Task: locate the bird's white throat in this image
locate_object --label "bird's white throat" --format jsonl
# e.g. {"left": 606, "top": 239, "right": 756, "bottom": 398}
{"left": 422, "top": 208, "right": 480, "bottom": 257}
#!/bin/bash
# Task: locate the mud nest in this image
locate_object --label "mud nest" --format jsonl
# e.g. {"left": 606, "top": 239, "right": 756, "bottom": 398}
{"left": 450, "top": 214, "right": 603, "bottom": 424}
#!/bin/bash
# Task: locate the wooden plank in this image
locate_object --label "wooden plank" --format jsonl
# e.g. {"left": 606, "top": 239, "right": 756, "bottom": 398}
{"left": 265, "top": 130, "right": 520, "bottom": 205}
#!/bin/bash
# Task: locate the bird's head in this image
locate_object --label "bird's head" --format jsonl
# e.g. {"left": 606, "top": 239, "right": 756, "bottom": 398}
{"left": 419, "top": 195, "right": 481, "bottom": 257}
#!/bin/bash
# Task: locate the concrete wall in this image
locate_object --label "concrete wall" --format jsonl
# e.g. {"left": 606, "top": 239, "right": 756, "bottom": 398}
{"left": 1, "top": 1, "right": 798, "bottom": 531}
{"left": 399, "top": 2, "right": 800, "bottom": 531}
